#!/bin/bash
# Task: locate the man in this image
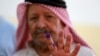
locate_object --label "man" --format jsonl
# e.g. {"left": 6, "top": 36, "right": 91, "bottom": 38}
{"left": 14, "top": 0, "right": 95, "bottom": 56}
{"left": 0, "top": 16, "right": 16, "bottom": 56}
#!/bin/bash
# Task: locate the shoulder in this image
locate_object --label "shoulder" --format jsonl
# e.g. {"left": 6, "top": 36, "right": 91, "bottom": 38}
{"left": 0, "top": 17, "right": 17, "bottom": 56}
{"left": 13, "top": 48, "right": 38, "bottom": 56}
{"left": 13, "top": 48, "right": 28, "bottom": 56}
{"left": 71, "top": 43, "right": 96, "bottom": 56}
{"left": 78, "top": 46, "right": 96, "bottom": 56}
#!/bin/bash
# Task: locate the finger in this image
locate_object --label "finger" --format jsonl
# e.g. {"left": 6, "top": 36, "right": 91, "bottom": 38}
{"left": 57, "top": 31, "right": 64, "bottom": 50}
{"left": 70, "top": 43, "right": 81, "bottom": 56}
{"left": 46, "top": 32, "right": 57, "bottom": 51}
{"left": 64, "top": 34, "right": 72, "bottom": 53}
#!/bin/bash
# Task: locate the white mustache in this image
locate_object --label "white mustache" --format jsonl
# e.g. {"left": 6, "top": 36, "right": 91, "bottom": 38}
{"left": 35, "top": 29, "right": 50, "bottom": 35}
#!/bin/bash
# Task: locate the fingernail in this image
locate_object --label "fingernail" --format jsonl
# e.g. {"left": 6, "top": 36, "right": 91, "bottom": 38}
{"left": 46, "top": 32, "right": 50, "bottom": 39}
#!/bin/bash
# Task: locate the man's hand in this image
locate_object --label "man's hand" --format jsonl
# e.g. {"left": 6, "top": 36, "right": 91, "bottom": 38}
{"left": 46, "top": 32, "right": 81, "bottom": 56}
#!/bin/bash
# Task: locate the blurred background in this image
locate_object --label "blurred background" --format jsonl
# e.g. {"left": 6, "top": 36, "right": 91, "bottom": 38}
{"left": 0, "top": 0, "right": 100, "bottom": 56}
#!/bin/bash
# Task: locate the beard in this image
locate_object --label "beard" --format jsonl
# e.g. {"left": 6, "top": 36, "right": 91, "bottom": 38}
{"left": 33, "top": 34, "right": 48, "bottom": 47}
{"left": 30, "top": 27, "right": 59, "bottom": 49}
{"left": 31, "top": 28, "right": 52, "bottom": 48}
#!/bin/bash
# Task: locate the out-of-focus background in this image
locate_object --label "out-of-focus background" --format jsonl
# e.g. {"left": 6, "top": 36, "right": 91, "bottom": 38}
{"left": 0, "top": 0, "right": 100, "bottom": 56}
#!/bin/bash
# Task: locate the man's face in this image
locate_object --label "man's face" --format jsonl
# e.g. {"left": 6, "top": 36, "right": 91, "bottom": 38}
{"left": 27, "top": 4, "right": 65, "bottom": 47}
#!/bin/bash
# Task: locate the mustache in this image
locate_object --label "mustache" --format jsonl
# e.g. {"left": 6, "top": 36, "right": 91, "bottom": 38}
{"left": 34, "top": 28, "right": 51, "bottom": 35}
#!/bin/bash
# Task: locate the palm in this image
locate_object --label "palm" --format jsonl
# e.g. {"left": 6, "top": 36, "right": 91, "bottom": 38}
{"left": 46, "top": 32, "right": 80, "bottom": 56}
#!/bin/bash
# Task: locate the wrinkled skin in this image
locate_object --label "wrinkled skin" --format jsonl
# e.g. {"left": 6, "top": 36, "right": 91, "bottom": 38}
{"left": 27, "top": 4, "right": 80, "bottom": 56}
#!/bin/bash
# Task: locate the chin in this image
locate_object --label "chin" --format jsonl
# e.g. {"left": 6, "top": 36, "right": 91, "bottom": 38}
{"left": 38, "top": 39, "right": 47, "bottom": 44}
{"left": 36, "top": 40, "right": 48, "bottom": 48}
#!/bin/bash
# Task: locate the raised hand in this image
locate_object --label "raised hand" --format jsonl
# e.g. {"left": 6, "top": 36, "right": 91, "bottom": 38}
{"left": 46, "top": 32, "right": 81, "bottom": 56}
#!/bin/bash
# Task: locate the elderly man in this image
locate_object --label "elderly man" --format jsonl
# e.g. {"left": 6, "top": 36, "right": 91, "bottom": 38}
{"left": 0, "top": 16, "right": 16, "bottom": 56}
{"left": 14, "top": 0, "right": 95, "bottom": 56}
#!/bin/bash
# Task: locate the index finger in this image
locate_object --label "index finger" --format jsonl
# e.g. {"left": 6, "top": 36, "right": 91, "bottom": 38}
{"left": 46, "top": 32, "right": 57, "bottom": 51}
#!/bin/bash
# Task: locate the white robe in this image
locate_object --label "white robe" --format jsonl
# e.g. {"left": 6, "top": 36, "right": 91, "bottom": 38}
{"left": 13, "top": 43, "right": 96, "bottom": 56}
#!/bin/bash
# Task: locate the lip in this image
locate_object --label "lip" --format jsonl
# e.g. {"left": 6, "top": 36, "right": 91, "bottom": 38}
{"left": 37, "top": 33, "right": 46, "bottom": 38}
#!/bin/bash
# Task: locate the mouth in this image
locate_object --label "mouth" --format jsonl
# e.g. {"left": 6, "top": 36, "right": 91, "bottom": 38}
{"left": 37, "top": 33, "right": 46, "bottom": 38}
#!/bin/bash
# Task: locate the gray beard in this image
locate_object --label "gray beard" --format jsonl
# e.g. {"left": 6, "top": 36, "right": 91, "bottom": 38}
{"left": 33, "top": 38, "right": 45, "bottom": 46}
{"left": 32, "top": 36, "right": 48, "bottom": 48}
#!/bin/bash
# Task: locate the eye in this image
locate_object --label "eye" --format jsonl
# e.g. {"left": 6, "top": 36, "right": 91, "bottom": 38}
{"left": 46, "top": 15, "right": 54, "bottom": 19}
{"left": 30, "top": 16, "right": 38, "bottom": 21}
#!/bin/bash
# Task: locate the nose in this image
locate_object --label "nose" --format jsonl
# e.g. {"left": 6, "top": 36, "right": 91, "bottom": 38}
{"left": 36, "top": 19, "right": 46, "bottom": 28}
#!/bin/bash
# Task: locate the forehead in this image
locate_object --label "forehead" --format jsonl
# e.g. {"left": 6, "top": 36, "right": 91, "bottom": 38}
{"left": 27, "top": 4, "right": 66, "bottom": 27}
{"left": 28, "top": 4, "right": 54, "bottom": 14}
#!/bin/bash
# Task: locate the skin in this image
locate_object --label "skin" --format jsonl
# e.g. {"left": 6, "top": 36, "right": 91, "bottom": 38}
{"left": 27, "top": 4, "right": 80, "bottom": 56}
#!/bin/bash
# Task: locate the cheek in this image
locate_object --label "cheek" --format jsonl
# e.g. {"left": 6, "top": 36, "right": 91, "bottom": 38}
{"left": 28, "top": 22, "right": 36, "bottom": 34}
{"left": 48, "top": 22, "right": 60, "bottom": 41}
{"left": 48, "top": 22, "right": 58, "bottom": 36}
